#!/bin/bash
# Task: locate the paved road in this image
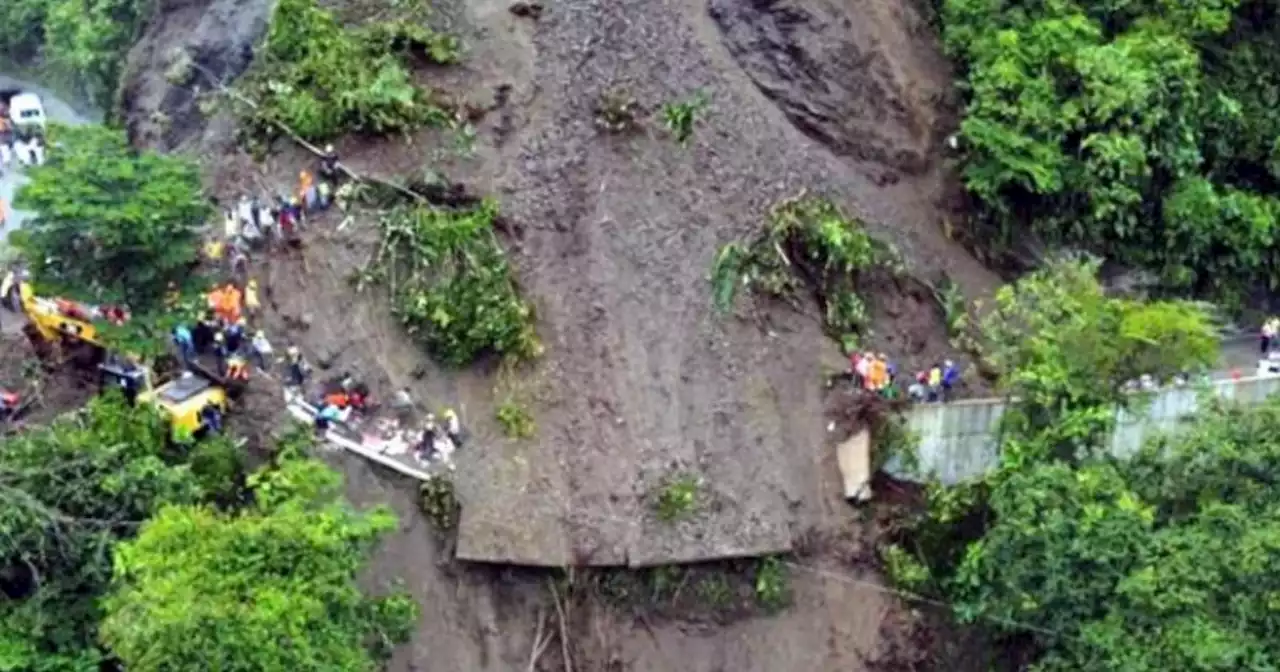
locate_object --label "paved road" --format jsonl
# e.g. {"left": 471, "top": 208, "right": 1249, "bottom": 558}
{"left": 0, "top": 73, "right": 95, "bottom": 336}
{"left": 0, "top": 73, "right": 96, "bottom": 244}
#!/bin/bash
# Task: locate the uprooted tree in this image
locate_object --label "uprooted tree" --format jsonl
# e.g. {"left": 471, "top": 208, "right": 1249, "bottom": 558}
{"left": 356, "top": 198, "right": 541, "bottom": 366}
{"left": 711, "top": 193, "right": 902, "bottom": 350}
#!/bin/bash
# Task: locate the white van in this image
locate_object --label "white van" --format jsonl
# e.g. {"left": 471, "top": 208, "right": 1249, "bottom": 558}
{"left": 8, "top": 93, "right": 46, "bottom": 137}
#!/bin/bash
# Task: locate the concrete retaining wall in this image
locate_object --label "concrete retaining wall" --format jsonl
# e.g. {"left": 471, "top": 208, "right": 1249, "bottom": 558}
{"left": 897, "top": 375, "right": 1280, "bottom": 484}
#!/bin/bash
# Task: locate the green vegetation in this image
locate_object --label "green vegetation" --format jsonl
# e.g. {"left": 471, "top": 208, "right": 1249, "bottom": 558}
{"left": 753, "top": 556, "right": 790, "bottom": 612}
{"left": 495, "top": 398, "right": 536, "bottom": 439}
{"left": 239, "top": 0, "right": 459, "bottom": 143}
{"left": 882, "top": 260, "right": 1252, "bottom": 670}
{"left": 0, "top": 394, "right": 239, "bottom": 669}
{"left": 357, "top": 200, "right": 541, "bottom": 366}
{"left": 418, "top": 476, "right": 460, "bottom": 533}
{"left": 100, "top": 451, "right": 415, "bottom": 670}
{"left": 661, "top": 92, "right": 707, "bottom": 146}
{"left": 654, "top": 473, "right": 702, "bottom": 522}
{"left": 12, "top": 124, "right": 209, "bottom": 308}
{"left": 945, "top": 0, "right": 1280, "bottom": 301}
{"left": 0, "top": 0, "right": 147, "bottom": 108}
{"left": 712, "top": 194, "right": 901, "bottom": 347}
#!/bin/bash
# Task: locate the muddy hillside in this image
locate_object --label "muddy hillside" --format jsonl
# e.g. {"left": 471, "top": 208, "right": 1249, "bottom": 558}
{"left": 111, "top": 0, "right": 1000, "bottom": 666}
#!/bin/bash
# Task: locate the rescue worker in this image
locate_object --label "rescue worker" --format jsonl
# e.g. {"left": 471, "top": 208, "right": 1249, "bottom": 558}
{"left": 199, "top": 401, "right": 224, "bottom": 434}
{"left": 250, "top": 330, "right": 273, "bottom": 371}
{"left": 391, "top": 387, "right": 415, "bottom": 426}
{"left": 868, "top": 355, "right": 888, "bottom": 392}
{"left": 172, "top": 324, "right": 195, "bottom": 366}
{"left": 443, "top": 408, "right": 463, "bottom": 447}
{"left": 203, "top": 237, "right": 225, "bottom": 263}
{"left": 0, "top": 269, "right": 14, "bottom": 311}
{"left": 244, "top": 279, "right": 261, "bottom": 318}
{"left": 226, "top": 354, "right": 250, "bottom": 382}
{"left": 225, "top": 318, "right": 246, "bottom": 353}
{"left": 927, "top": 364, "right": 943, "bottom": 402}
{"left": 338, "top": 371, "right": 355, "bottom": 392}
{"left": 941, "top": 360, "right": 960, "bottom": 400}
{"left": 324, "top": 387, "right": 350, "bottom": 409}
{"left": 0, "top": 388, "right": 20, "bottom": 419}
{"left": 298, "top": 170, "right": 315, "bottom": 209}
{"left": 316, "top": 180, "right": 333, "bottom": 210}
{"left": 223, "top": 208, "right": 239, "bottom": 240}
{"left": 277, "top": 195, "right": 296, "bottom": 238}
{"left": 1264, "top": 317, "right": 1279, "bottom": 354}
{"left": 319, "top": 144, "right": 339, "bottom": 180}
{"left": 212, "top": 332, "right": 229, "bottom": 375}
{"left": 315, "top": 402, "right": 341, "bottom": 434}
{"left": 908, "top": 372, "right": 927, "bottom": 402}
{"left": 194, "top": 311, "right": 218, "bottom": 353}
{"left": 285, "top": 346, "right": 309, "bottom": 387}
{"left": 416, "top": 414, "right": 440, "bottom": 463}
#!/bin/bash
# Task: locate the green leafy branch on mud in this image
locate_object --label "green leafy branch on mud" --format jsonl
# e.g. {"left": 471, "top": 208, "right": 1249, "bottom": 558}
{"left": 237, "top": 0, "right": 460, "bottom": 143}
{"left": 355, "top": 200, "right": 541, "bottom": 366}
{"left": 711, "top": 193, "right": 902, "bottom": 346}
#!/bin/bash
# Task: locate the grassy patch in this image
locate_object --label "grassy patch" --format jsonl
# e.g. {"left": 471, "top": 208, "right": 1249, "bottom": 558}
{"left": 711, "top": 192, "right": 901, "bottom": 344}
{"left": 495, "top": 398, "right": 535, "bottom": 439}
{"left": 661, "top": 91, "right": 708, "bottom": 146}
{"left": 654, "top": 473, "right": 702, "bottom": 523}
{"left": 356, "top": 199, "right": 541, "bottom": 366}
{"left": 753, "top": 555, "right": 791, "bottom": 611}
{"left": 238, "top": 0, "right": 459, "bottom": 143}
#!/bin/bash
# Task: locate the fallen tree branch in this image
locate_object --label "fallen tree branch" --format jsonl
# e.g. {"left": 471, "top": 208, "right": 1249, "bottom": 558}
{"left": 548, "top": 578, "right": 574, "bottom": 672}
{"left": 527, "top": 607, "right": 550, "bottom": 672}
{"left": 188, "top": 62, "right": 429, "bottom": 206}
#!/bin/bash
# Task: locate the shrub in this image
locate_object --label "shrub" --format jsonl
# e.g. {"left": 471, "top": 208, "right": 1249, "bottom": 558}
{"left": 654, "top": 473, "right": 702, "bottom": 522}
{"left": 239, "top": 0, "right": 459, "bottom": 143}
{"left": 711, "top": 193, "right": 900, "bottom": 343}
{"left": 358, "top": 200, "right": 541, "bottom": 366}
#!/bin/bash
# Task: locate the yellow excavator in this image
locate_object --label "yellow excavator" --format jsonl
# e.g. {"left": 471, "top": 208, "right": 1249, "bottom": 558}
{"left": 14, "top": 279, "right": 237, "bottom": 438}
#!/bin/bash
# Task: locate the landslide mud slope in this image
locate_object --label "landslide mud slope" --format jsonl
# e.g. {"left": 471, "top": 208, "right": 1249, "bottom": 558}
{"left": 121, "top": 0, "right": 997, "bottom": 665}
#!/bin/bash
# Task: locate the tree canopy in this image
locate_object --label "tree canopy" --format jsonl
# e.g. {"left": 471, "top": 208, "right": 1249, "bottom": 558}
{"left": 945, "top": 0, "right": 1280, "bottom": 300}
{"left": 100, "top": 434, "right": 417, "bottom": 671}
{"left": 0, "top": 394, "right": 231, "bottom": 670}
{"left": 12, "top": 124, "right": 209, "bottom": 308}
{"left": 883, "top": 261, "right": 1280, "bottom": 670}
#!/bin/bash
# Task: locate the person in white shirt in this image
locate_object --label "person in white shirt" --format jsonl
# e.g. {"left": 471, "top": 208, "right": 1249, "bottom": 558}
{"left": 13, "top": 139, "right": 30, "bottom": 166}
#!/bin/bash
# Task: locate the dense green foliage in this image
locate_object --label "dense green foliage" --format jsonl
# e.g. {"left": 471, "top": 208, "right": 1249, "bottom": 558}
{"left": 358, "top": 200, "right": 541, "bottom": 365}
{"left": 882, "top": 261, "right": 1262, "bottom": 670}
{"left": 712, "top": 194, "right": 900, "bottom": 347}
{"left": 0, "top": 0, "right": 147, "bottom": 108}
{"left": 240, "top": 0, "right": 459, "bottom": 143}
{"left": 0, "top": 395, "right": 237, "bottom": 669}
{"left": 982, "top": 259, "right": 1218, "bottom": 456}
{"left": 12, "top": 125, "right": 209, "bottom": 308}
{"left": 946, "top": 0, "right": 1280, "bottom": 299}
{"left": 100, "top": 442, "right": 417, "bottom": 671}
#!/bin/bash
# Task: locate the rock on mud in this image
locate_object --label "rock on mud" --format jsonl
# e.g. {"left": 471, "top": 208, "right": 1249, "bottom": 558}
{"left": 708, "top": 0, "right": 946, "bottom": 176}
{"left": 120, "top": 0, "right": 273, "bottom": 150}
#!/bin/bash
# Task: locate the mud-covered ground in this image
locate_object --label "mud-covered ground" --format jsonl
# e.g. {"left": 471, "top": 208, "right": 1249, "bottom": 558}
{"left": 118, "top": 0, "right": 1003, "bottom": 665}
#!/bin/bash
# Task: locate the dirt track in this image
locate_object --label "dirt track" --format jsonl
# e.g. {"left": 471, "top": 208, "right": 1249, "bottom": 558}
{"left": 121, "top": 0, "right": 1001, "bottom": 665}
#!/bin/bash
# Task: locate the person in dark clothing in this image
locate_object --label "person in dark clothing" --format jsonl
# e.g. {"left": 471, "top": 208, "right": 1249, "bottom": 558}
{"left": 200, "top": 402, "right": 224, "bottom": 434}
{"left": 212, "top": 332, "right": 229, "bottom": 376}
{"left": 319, "top": 144, "right": 339, "bottom": 181}
{"left": 225, "top": 319, "right": 246, "bottom": 353}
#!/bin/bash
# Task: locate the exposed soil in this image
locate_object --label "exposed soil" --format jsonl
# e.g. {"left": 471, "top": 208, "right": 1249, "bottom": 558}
{"left": 0, "top": 331, "right": 98, "bottom": 430}
{"left": 117, "top": 0, "right": 1004, "bottom": 664}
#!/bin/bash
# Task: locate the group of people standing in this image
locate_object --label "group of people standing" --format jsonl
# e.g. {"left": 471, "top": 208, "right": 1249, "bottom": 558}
{"left": 847, "top": 350, "right": 962, "bottom": 403}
